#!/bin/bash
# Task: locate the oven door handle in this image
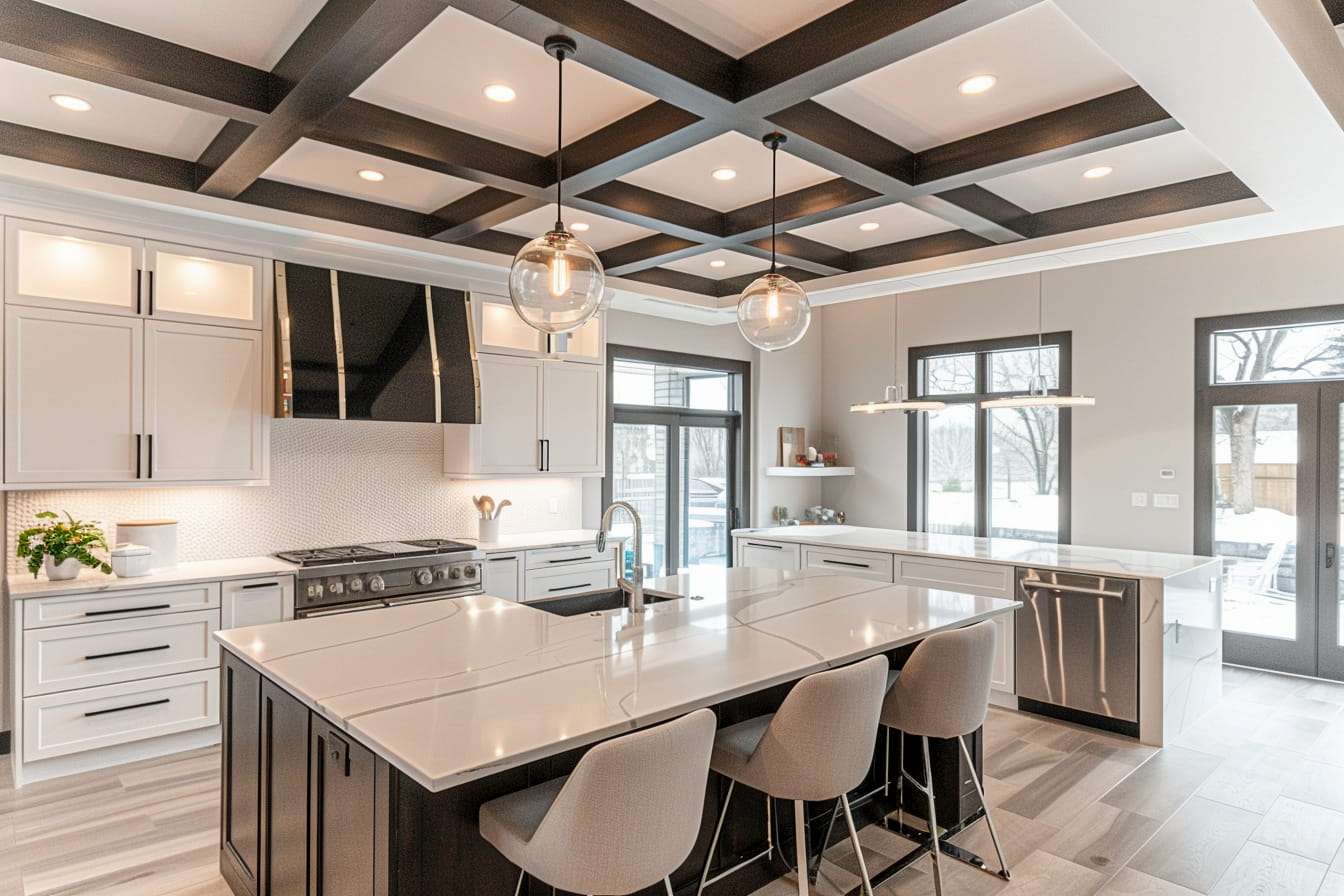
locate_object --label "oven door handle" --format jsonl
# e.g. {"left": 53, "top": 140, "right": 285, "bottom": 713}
{"left": 383, "top": 590, "right": 479, "bottom": 608}
{"left": 298, "top": 601, "right": 384, "bottom": 618}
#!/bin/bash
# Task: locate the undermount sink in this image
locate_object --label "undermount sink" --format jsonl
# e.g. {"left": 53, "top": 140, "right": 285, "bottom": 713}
{"left": 531, "top": 589, "right": 674, "bottom": 617}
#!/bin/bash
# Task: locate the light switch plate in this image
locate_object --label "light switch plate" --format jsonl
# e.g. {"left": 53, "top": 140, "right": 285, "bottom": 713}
{"left": 1131, "top": 492, "right": 1148, "bottom": 507}
{"left": 1153, "top": 493, "right": 1180, "bottom": 509}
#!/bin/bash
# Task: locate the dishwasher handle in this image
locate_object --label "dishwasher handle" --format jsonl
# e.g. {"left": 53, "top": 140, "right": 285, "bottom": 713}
{"left": 1021, "top": 579, "right": 1127, "bottom": 600}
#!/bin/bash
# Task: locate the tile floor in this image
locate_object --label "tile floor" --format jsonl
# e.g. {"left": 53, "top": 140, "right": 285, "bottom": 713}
{"left": 0, "top": 665, "right": 1341, "bottom": 896}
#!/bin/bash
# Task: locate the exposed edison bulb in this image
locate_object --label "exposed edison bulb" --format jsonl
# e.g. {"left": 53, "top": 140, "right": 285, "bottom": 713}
{"left": 737, "top": 272, "right": 810, "bottom": 351}
{"left": 548, "top": 251, "right": 571, "bottom": 297}
{"left": 766, "top": 284, "right": 780, "bottom": 321}
{"left": 509, "top": 229, "right": 604, "bottom": 333}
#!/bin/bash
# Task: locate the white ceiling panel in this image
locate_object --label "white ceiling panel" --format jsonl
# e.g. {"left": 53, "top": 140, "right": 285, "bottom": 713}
{"left": 663, "top": 249, "right": 768, "bottom": 280}
{"left": 789, "top": 202, "right": 954, "bottom": 251}
{"left": 980, "top": 130, "right": 1228, "bottom": 213}
{"left": 36, "top": 0, "right": 325, "bottom": 69}
{"left": 495, "top": 206, "right": 656, "bottom": 252}
{"left": 353, "top": 8, "right": 655, "bottom": 155}
{"left": 815, "top": 2, "right": 1134, "bottom": 151}
{"left": 262, "top": 139, "right": 477, "bottom": 213}
{"left": 0, "top": 58, "right": 226, "bottom": 160}
{"left": 627, "top": 0, "right": 850, "bottom": 58}
{"left": 619, "top": 131, "right": 835, "bottom": 212}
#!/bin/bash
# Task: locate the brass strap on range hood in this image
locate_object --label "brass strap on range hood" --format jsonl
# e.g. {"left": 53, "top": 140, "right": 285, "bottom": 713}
{"left": 425, "top": 284, "right": 442, "bottom": 424}
{"left": 329, "top": 269, "right": 347, "bottom": 421}
{"left": 274, "top": 261, "right": 293, "bottom": 418}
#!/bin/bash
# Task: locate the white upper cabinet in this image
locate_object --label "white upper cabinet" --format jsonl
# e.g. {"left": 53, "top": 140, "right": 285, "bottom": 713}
{"left": 5, "top": 306, "right": 143, "bottom": 483}
{"left": 145, "top": 320, "right": 266, "bottom": 481}
{"left": 551, "top": 313, "right": 604, "bottom": 365}
{"left": 542, "top": 361, "right": 603, "bottom": 472}
{"left": 5, "top": 219, "right": 143, "bottom": 316}
{"left": 145, "top": 242, "right": 263, "bottom": 329}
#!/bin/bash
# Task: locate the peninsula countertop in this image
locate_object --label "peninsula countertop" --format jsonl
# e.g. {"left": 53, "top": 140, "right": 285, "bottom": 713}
{"left": 732, "top": 526, "right": 1219, "bottom": 580}
{"left": 214, "top": 566, "right": 1019, "bottom": 792}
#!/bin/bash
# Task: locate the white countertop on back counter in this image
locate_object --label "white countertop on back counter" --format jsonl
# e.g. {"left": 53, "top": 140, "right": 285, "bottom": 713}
{"left": 215, "top": 565, "right": 1018, "bottom": 793}
{"left": 8, "top": 555, "right": 298, "bottom": 598}
{"left": 462, "top": 529, "right": 624, "bottom": 552}
{"left": 733, "top": 526, "right": 1218, "bottom": 580}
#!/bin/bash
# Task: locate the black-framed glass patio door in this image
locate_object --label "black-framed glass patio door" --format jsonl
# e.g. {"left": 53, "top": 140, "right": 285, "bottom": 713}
{"left": 1316, "top": 384, "right": 1344, "bottom": 680}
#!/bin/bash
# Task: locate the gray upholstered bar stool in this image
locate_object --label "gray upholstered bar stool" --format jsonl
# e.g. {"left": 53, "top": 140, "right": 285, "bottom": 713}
{"left": 882, "top": 620, "right": 1010, "bottom": 896}
{"left": 696, "top": 654, "right": 889, "bottom": 896}
{"left": 478, "top": 707, "right": 716, "bottom": 896}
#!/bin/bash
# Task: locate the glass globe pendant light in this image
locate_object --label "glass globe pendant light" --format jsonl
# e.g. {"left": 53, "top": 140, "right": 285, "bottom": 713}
{"left": 737, "top": 133, "right": 811, "bottom": 351}
{"left": 508, "top": 35, "right": 604, "bottom": 334}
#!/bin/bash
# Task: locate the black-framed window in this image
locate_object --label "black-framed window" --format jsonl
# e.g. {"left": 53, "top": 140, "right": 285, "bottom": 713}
{"left": 604, "top": 345, "right": 750, "bottom": 577}
{"left": 907, "top": 333, "right": 1073, "bottom": 543}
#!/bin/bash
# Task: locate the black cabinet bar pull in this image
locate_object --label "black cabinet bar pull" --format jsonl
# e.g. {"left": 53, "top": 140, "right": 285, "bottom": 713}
{"left": 547, "top": 557, "right": 591, "bottom": 564}
{"left": 84, "top": 603, "right": 171, "bottom": 617}
{"left": 147, "top": 434, "right": 154, "bottom": 479}
{"left": 538, "top": 439, "right": 544, "bottom": 472}
{"left": 135, "top": 269, "right": 142, "bottom": 315}
{"left": 747, "top": 542, "right": 783, "bottom": 550}
{"left": 487, "top": 556, "right": 516, "bottom": 562}
{"left": 821, "top": 559, "right": 869, "bottom": 569}
{"left": 85, "top": 697, "right": 169, "bottom": 718}
{"left": 549, "top": 583, "right": 592, "bottom": 592}
{"left": 84, "top": 644, "right": 171, "bottom": 661}
{"left": 146, "top": 269, "right": 154, "bottom": 315}
{"left": 240, "top": 582, "right": 278, "bottom": 590}
{"left": 135, "top": 433, "right": 141, "bottom": 479}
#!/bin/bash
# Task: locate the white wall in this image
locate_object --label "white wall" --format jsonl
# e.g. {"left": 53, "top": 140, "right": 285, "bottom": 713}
{"left": 821, "top": 225, "right": 1344, "bottom": 555}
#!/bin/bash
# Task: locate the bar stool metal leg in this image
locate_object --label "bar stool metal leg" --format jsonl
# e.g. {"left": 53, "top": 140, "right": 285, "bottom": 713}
{"left": 793, "top": 800, "right": 809, "bottom": 896}
{"left": 665, "top": 878, "right": 675, "bottom": 896}
{"left": 839, "top": 795, "right": 874, "bottom": 896}
{"left": 697, "top": 781, "right": 776, "bottom": 896}
{"left": 513, "top": 869, "right": 525, "bottom": 896}
{"left": 959, "top": 735, "right": 1011, "bottom": 880}
{"left": 921, "top": 737, "right": 944, "bottom": 896}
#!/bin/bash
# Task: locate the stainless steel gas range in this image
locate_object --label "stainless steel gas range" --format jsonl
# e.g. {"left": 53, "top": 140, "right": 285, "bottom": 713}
{"left": 276, "top": 539, "right": 483, "bottom": 618}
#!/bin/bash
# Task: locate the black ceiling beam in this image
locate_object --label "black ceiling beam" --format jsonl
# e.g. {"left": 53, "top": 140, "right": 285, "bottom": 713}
{"left": 601, "top": 234, "right": 704, "bottom": 275}
{"left": 0, "top": 0, "right": 277, "bottom": 123}
{"left": 743, "top": 234, "right": 853, "bottom": 274}
{"left": 431, "top": 190, "right": 547, "bottom": 244}
{"left": 1018, "top": 172, "right": 1256, "bottom": 239}
{"left": 0, "top": 118, "right": 197, "bottom": 190}
{"left": 849, "top": 230, "right": 994, "bottom": 271}
{"left": 196, "top": 0, "right": 448, "bottom": 199}
{"left": 1324, "top": 0, "right": 1344, "bottom": 25}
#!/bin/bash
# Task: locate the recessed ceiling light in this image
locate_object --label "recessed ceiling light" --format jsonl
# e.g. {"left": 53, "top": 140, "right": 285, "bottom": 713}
{"left": 570, "top": 222, "right": 590, "bottom": 232}
{"left": 1083, "top": 166, "right": 1113, "bottom": 179}
{"left": 957, "top": 74, "right": 997, "bottom": 96}
{"left": 483, "top": 83, "right": 516, "bottom": 103}
{"left": 711, "top": 167, "right": 737, "bottom": 181}
{"left": 50, "top": 94, "right": 92, "bottom": 112}
{"left": 709, "top": 259, "right": 727, "bottom": 268}
{"left": 859, "top": 222, "right": 881, "bottom": 232}
{"left": 357, "top": 168, "right": 385, "bottom": 182}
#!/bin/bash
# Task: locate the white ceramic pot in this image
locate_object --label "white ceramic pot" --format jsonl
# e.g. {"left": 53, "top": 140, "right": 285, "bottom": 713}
{"left": 478, "top": 517, "right": 501, "bottom": 544}
{"left": 43, "top": 556, "right": 83, "bottom": 581}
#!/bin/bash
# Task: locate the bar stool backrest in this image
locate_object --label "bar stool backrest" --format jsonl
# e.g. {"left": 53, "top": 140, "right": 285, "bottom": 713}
{"left": 884, "top": 621, "right": 997, "bottom": 739}
{"left": 528, "top": 707, "right": 717, "bottom": 895}
{"left": 749, "top": 654, "right": 890, "bottom": 802}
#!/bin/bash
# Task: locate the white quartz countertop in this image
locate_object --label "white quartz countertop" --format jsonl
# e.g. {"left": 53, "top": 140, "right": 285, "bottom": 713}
{"left": 215, "top": 565, "right": 1018, "bottom": 793}
{"left": 463, "top": 529, "right": 623, "bottom": 552}
{"left": 733, "top": 526, "right": 1218, "bottom": 580}
{"left": 8, "top": 555, "right": 297, "bottom": 598}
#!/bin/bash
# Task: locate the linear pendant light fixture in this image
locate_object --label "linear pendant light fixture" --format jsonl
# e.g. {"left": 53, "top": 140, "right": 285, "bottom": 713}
{"left": 507, "top": 35, "right": 605, "bottom": 335}
{"left": 737, "top": 133, "right": 811, "bottom": 351}
{"left": 981, "top": 271, "right": 1095, "bottom": 409}
{"left": 851, "top": 296, "right": 945, "bottom": 414}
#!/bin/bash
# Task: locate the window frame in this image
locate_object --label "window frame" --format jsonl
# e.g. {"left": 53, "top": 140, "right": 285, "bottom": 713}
{"left": 603, "top": 345, "right": 751, "bottom": 572}
{"left": 906, "top": 331, "right": 1074, "bottom": 543}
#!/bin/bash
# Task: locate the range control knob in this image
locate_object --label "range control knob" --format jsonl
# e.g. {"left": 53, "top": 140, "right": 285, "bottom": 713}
{"left": 414, "top": 568, "right": 433, "bottom": 586}
{"left": 347, "top": 576, "right": 364, "bottom": 593}
{"left": 328, "top": 579, "right": 345, "bottom": 596}
{"left": 368, "top": 574, "right": 385, "bottom": 593}
{"left": 449, "top": 566, "right": 462, "bottom": 580}
{"left": 463, "top": 564, "right": 478, "bottom": 580}
{"left": 433, "top": 567, "right": 450, "bottom": 582}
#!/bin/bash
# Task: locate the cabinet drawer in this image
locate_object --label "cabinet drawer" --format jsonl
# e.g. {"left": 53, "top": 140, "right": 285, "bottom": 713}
{"left": 735, "top": 539, "right": 801, "bottom": 570}
{"left": 524, "top": 563, "right": 614, "bottom": 600}
{"left": 23, "top": 668, "right": 219, "bottom": 761}
{"left": 221, "top": 576, "right": 294, "bottom": 629}
{"left": 892, "top": 554, "right": 1014, "bottom": 598}
{"left": 525, "top": 543, "right": 613, "bottom": 570}
{"left": 24, "top": 608, "right": 220, "bottom": 696}
{"left": 803, "top": 547, "right": 894, "bottom": 582}
{"left": 23, "top": 582, "right": 221, "bottom": 628}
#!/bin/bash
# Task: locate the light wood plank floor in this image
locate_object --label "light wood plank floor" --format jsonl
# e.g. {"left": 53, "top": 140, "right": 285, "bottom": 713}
{"left": 1, "top": 666, "right": 1341, "bottom": 896}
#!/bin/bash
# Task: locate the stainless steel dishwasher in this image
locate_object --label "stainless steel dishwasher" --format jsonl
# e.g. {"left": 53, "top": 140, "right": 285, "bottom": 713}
{"left": 1014, "top": 567, "right": 1139, "bottom": 735}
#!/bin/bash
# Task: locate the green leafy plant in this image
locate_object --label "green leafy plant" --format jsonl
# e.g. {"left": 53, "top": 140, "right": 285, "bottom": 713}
{"left": 17, "top": 511, "right": 112, "bottom": 578}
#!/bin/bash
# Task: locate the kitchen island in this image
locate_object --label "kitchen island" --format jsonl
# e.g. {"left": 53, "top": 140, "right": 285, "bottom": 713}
{"left": 732, "top": 526, "right": 1223, "bottom": 745}
{"left": 213, "top": 566, "right": 1018, "bottom": 896}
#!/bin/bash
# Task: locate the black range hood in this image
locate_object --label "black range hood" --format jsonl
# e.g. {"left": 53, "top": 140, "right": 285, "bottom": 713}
{"left": 275, "top": 262, "right": 480, "bottom": 424}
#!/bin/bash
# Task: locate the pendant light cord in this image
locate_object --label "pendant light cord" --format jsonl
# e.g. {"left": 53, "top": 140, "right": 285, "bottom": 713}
{"left": 770, "top": 143, "right": 778, "bottom": 273}
{"left": 554, "top": 47, "right": 565, "bottom": 231}
{"left": 1036, "top": 271, "right": 1045, "bottom": 392}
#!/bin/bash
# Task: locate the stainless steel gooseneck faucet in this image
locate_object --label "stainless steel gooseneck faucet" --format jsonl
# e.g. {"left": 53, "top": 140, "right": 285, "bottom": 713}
{"left": 597, "top": 501, "right": 644, "bottom": 614}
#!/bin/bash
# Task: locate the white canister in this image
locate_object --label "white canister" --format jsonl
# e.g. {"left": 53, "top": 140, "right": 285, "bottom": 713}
{"left": 115, "top": 520, "right": 178, "bottom": 570}
{"left": 111, "top": 543, "right": 154, "bottom": 577}
{"left": 478, "top": 517, "right": 500, "bottom": 544}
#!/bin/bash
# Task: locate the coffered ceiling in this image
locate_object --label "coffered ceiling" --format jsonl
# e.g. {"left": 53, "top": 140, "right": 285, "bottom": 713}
{"left": 0, "top": 0, "right": 1340, "bottom": 318}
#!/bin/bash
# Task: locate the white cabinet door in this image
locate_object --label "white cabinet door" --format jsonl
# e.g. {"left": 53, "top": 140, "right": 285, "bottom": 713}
{"left": 476, "top": 355, "right": 543, "bottom": 474}
{"left": 991, "top": 611, "right": 1015, "bottom": 695}
{"left": 471, "top": 292, "right": 548, "bottom": 357}
{"left": 146, "top": 242, "right": 263, "bottom": 329}
{"left": 524, "top": 562, "right": 614, "bottom": 600}
{"left": 5, "top": 306, "right": 143, "bottom": 483}
{"left": 5, "top": 219, "right": 143, "bottom": 316}
{"left": 482, "top": 553, "right": 522, "bottom": 601}
{"left": 551, "top": 313, "right": 604, "bottom": 364}
{"left": 221, "top": 576, "right": 295, "bottom": 629}
{"left": 542, "top": 360, "right": 602, "bottom": 473}
{"left": 145, "top": 320, "right": 265, "bottom": 481}
{"left": 735, "top": 539, "right": 801, "bottom": 570}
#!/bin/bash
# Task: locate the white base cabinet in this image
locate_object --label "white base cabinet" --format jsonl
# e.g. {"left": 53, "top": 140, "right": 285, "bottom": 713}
{"left": 220, "top": 576, "right": 295, "bottom": 629}
{"left": 482, "top": 553, "right": 523, "bottom": 602}
{"left": 480, "top": 541, "right": 620, "bottom": 602}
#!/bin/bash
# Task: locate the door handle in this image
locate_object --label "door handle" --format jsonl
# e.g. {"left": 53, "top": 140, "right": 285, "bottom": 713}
{"left": 1327, "top": 542, "right": 1336, "bottom": 569}
{"left": 135, "top": 433, "right": 142, "bottom": 479}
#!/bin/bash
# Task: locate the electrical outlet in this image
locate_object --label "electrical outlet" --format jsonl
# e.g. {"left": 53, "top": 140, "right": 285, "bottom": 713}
{"left": 1159, "top": 468, "right": 1176, "bottom": 480}
{"left": 548, "top": 498, "right": 559, "bottom": 514}
{"left": 1131, "top": 492, "right": 1148, "bottom": 508}
{"left": 1153, "top": 493, "right": 1180, "bottom": 509}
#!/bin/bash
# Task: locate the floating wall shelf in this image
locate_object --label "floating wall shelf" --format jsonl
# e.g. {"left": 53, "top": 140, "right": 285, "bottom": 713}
{"left": 765, "top": 466, "right": 855, "bottom": 477}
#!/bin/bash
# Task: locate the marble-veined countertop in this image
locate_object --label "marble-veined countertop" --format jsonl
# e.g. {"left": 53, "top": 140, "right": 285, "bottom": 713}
{"left": 8, "top": 556, "right": 297, "bottom": 598}
{"left": 215, "top": 565, "right": 1018, "bottom": 792}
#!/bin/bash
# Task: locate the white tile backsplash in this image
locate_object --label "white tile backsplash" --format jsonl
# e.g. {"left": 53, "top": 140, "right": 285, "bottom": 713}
{"left": 6, "top": 419, "right": 583, "bottom": 573}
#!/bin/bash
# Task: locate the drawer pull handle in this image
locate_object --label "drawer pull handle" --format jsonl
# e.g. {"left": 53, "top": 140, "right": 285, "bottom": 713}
{"left": 547, "top": 557, "right": 591, "bottom": 564}
{"left": 487, "top": 556, "right": 516, "bottom": 562}
{"left": 240, "top": 582, "right": 278, "bottom": 590}
{"left": 747, "top": 542, "right": 783, "bottom": 550}
{"left": 549, "top": 583, "right": 592, "bottom": 592}
{"left": 84, "top": 604, "right": 172, "bottom": 617}
{"left": 84, "top": 644, "right": 171, "bottom": 661}
{"left": 821, "top": 559, "right": 870, "bottom": 569}
{"left": 84, "top": 697, "right": 170, "bottom": 718}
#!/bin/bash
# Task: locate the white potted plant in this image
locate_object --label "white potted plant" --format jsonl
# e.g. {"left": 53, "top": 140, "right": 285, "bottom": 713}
{"left": 17, "top": 511, "right": 112, "bottom": 580}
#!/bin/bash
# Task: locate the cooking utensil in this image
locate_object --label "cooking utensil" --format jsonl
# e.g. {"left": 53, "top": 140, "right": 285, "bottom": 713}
{"left": 493, "top": 499, "right": 511, "bottom": 519}
{"left": 472, "top": 495, "right": 495, "bottom": 520}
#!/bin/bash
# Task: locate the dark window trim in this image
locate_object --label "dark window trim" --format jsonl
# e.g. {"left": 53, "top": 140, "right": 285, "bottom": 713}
{"left": 604, "top": 345, "right": 751, "bottom": 571}
{"left": 1195, "top": 304, "right": 1344, "bottom": 390}
{"left": 907, "top": 331, "right": 1073, "bottom": 543}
